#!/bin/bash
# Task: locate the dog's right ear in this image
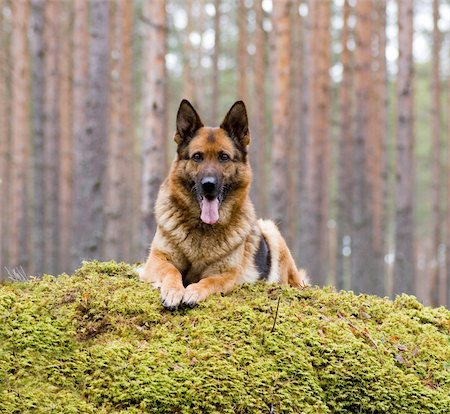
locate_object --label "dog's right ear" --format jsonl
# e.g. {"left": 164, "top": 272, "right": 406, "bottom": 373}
{"left": 175, "top": 99, "right": 204, "bottom": 145}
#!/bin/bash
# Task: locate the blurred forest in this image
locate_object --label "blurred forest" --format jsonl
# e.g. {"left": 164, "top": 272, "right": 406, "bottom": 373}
{"left": 0, "top": 0, "right": 449, "bottom": 307}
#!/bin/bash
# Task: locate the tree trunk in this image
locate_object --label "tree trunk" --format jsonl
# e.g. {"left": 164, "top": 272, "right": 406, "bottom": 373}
{"left": 10, "top": 0, "right": 30, "bottom": 272}
{"left": 211, "top": 0, "right": 220, "bottom": 124}
{"left": 447, "top": 44, "right": 450, "bottom": 307}
{"left": 71, "top": 0, "right": 89, "bottom": 270}
{"left": 430, "top": 0, "right": 441, "bottom": 306}
{"left": 270, "top": 0, "right": 292, "bottom": 244}
{"left": 44, "top": 0, "right": 60, "bottom": 275}
{"left": 181, "top": 0, "right": 195, "bottom": 106}
{"left": 302, "top": 0, "right": 331, "bottom": 285}
{"left": 335, "top": 0, "right": 353, "bottom": 290}
{"left": 119, "top": 0, "right": 134, "bottom": 262}
{"left": 351, "top": 0, "right": 381, "bottom": 295}
{"left": 58, "top": 0, "right": 73, "bottom": 274}
{"left": 141, "top": 0, "right": 167, "bottom": 254}
{"left": 30, "top": 0, "right": 46, "bottom": 276}
{"left": 237, "top": 0, "right": 248, "bottom": 103}
{"left": 0, "top": 0, "right": 8, "bottom": 279}
{"left": 73, "top": 0, "right": 109, "bottom": 267}
{"left": 251, "top": 0, "right": 267, "bottom": 217}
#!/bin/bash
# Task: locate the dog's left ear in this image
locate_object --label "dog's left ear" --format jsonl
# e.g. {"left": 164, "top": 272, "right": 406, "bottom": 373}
{"left": 220, "top": 101, "right": 250, "bottom": 147}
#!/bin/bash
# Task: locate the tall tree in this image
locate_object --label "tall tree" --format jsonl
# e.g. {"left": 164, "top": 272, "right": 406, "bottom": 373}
{"left": 336, "top": 0, "right": 353, "bottom": 290}
{"left": 71, "top": 0, "right": 89, "bottom": 269}
{"left": 141, "top": 0, "right": 167, "bottom": 252}
{"left": 352, "top": 0, "right": 382, "bottom": 295}
{"left": 302, "top": 0, "right": 331, "bottom": 285}
{"left": 251, "top": 0, "right": 267, "bottom": 217}
{"left": 369, "top": 0, "right": 388, "bottom": 285}
{"left": 270, "top": 0, "right": 292, "bottom": 244}
{"left": 237, "top": 0, "right": 248, "bottom": 103}
{"left": 10, "top": 0, "right": 30, "bottom": 272}
{"left": 181, "top": 0, "right": 195, "bottom": 105}
{"left": 288, "top": 0, "right": 303, "bottom": 248}
{"left": 44, "top": 0, "right": 61, "bottom": 274}
{"left": 73, "top": 0, "right": 109, "bottom": 266}
{"left": 211, "top": 0, "right": 220, "bottom": 124}
{"left": 0, "top": 0, "right": 7, "bottom": 279}
{"left": 447, "top": 44, "right": 450, "bottom": 307}
{"left": 30, "top": 0, "right": 46, "bottom": 276}
{"left": 58, "top": 0, "right": 73, "bottom": 273}
{"left": 394, "top": 0, "right": 415, "bottom": 296}
{"left": 119, "top": 0, "right": 134, "bottom": 262}
{"left": 105, "top": 0, "right": 134, "bottom": 262}
{"left": 430, "top": 0, "right": 441, "bottom": 305}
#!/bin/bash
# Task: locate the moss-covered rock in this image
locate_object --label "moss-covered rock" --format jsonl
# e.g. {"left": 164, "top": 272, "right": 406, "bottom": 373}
{"left": 1, "top": 261, "right": 449, "bottom": 413}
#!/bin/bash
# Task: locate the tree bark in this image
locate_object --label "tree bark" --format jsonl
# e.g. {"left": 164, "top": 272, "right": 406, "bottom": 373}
{"left": 351, "top": 0, "right": 381, "bottom": 295}
{"left": 141, "top": 0, "right": 167, "bottom": 254}
{"left": 44, "top": 0, "right": 61, "bottom": 274}
{"left": 430, "top": 0, "right": 441, "bottom": 305}
{"left": 58, "top": 0, "right": 73, "bottom": 274}
{"left": 0, "top": 0, "right": 8, "bottom": 279}
{"left": 73, "top": 0, "right": 109, "bottom": 266}
{"left": 270, "top": 0, "right": 292, "bottom": 244}
{"left": 336, "top": 0, "right": 353, "bottom": 290}
{"left": 10, "top": 0, "right": 30, "bottom": 272}
{"left": 251, "top": 0, "right": 267, "bottom": 217}
{"left": 211, "top": 0, "right": 220, "bottom": 124}
{"left": 302, "top": 0, "right": 331, "bottom": 285}
{"left": 237, "top": 0, "right": 248, "bottom": 103}
{"left": 30, "top": 0, "right": 46, "bottom": 276}
{"left": 71, "top": 0, "right": 89, "bottom": 270}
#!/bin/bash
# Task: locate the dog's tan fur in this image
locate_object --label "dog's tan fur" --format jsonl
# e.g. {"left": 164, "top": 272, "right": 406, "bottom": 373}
{"left": 140, "top": 100, "right": 307, "bottom": 308}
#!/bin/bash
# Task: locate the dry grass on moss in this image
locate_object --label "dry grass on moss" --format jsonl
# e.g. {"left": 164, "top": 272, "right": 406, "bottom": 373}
{"left": 1, "top": 261, "right": 450, "bottom": 413}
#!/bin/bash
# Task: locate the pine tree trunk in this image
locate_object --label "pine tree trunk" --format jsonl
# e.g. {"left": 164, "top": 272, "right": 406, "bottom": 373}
{"left": 58, "top": 1, "right": 73, "bottom": 274}
{"left": 10, "top": 0, "right": 30, "bottom": 272}
{"left": 351, "top": 0, "right": 381, "bottom": 295}
{"left": 336, "top": 0, "right": 353, "bottom": 290}
{"left": 0, "top": 0, "right": 7, "bottom": 279}
{"left": 73, "top": 0, "right": 109, "bottom": 266}
{"left": 394, "top": 0, "right": 415, "bottom": 296}
{"left": 71, "top": 0, "right": 89, "bottom": 270}
{"left": 369, "top": 0, "right": 388, "bottom": 290}
{"left": 30, "top": 0, "right": 46, "bottom": 276}
{"left": 182, "top": 0, "right": 195, "bottom": 105}
{"left": 430, "top": 0, "right": 441, "bottom": 306}
{"left": 211, "top": 0, "right": 220, "bottom": 124}
{"left": 270, "top": 0, "right": 292, "bottom": 243}
{"left": 251, "top": 0, "right": 267, "bottom": 218}
{"left": 237, "top": 0, "right": 248, "bottom": 103}
{"left": 119, "top": 0, "right": 134, "bottom": 262}
{"left": 302, "top": 0, "right": 331, "bottom": 285}
{"left": 287, "top": 0, "right": 302, "bottom": 251}
{"left": 44, "top": 0, "right": 60, "bottom": 274}
{"left": 447, "top": 49, "right": 450, "bottom": 307}
{"left": 141, "top": 0, "right": 167, "bottom": 254}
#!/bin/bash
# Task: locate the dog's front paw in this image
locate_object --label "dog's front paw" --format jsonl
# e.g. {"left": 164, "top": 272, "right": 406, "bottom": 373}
{"left": 160, "top": 284, "right": 185, "bottom": 310}
{"left": 182, "top": 283, "right": 210, "bottom": 307}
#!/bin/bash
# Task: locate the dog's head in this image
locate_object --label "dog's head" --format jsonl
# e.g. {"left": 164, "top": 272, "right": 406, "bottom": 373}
{"left": 171, "top": 99, "right": 252, "bottom": 225}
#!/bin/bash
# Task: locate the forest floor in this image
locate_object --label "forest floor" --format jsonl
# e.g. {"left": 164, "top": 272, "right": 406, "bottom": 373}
{"left": 1, "top": 261, "right": 450, "bottom": 413}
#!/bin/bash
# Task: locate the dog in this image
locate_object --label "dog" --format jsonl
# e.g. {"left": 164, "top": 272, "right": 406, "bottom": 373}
{"left": 139, "top": 99, "right": 308, "bottom": 309}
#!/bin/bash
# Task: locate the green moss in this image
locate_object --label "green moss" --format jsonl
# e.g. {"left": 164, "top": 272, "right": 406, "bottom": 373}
{"left": 1, "top": 261, "right": 450, "bottom": 413}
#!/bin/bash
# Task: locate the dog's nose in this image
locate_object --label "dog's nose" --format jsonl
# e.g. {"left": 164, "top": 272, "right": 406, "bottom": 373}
{"left": 201, "top": 176, "right": 218, "bottom": 198}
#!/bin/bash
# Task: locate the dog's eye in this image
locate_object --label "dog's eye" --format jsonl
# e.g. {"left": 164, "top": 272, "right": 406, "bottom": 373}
{"left": 219, "top": 152, "right": 230, "bottom": 162}
{"left": 192, "top": 152, "right": 203, "bottom": 162}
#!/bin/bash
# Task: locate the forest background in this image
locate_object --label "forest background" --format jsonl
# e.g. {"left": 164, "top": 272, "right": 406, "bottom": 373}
{"left": 0, "top": 0, "right": 449, "bottom": 308}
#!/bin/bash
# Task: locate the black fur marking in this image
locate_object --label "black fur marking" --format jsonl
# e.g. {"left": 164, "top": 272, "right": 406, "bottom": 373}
{"left": 255, "top": 235, "right": 271, "bottom": 280}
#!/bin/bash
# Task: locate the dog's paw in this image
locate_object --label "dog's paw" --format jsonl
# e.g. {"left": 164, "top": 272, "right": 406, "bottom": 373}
{"left": 182, "top": 283, "right": 210, "bottom": 307}
{"left": 160, "top": 284, "right": 185, "bottom": 310}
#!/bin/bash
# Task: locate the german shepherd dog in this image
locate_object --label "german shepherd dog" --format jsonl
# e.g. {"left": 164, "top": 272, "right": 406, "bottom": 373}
{"left": 140, "top": 100, "right": 308, "bottom": 309}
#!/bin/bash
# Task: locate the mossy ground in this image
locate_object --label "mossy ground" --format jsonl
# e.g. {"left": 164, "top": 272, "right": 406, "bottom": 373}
{"left": 1, "top": 261, "right": 450, "bottom": 413}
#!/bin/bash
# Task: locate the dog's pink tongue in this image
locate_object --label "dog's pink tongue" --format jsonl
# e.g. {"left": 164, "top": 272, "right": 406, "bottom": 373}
{"left": 200, "top": 198, "right": 219, "bottom": 224}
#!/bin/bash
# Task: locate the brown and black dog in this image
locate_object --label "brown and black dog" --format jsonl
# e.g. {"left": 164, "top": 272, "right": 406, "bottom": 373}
{"left": 139, "top": 100, "right": 308, "bottom": 309}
